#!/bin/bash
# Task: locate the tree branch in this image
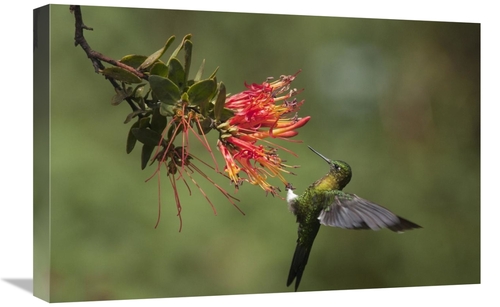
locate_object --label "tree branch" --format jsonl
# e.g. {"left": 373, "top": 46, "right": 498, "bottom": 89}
{"left": 70, "top": 5, "right": 144, "bottom": 114}
{"left": 71, "top": 5, "right": 146, "bottom": 79}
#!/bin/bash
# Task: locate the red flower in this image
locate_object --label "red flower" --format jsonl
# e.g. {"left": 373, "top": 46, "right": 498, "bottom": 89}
{"left": 148, "top": 71, "right": 311, "bottom": 230}
{"left": 217, "top": 72, "right": 311, "bottom": 195}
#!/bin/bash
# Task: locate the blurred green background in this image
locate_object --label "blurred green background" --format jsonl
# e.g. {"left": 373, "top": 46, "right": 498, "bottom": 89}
{"left": 37, "top": 4, "right": 479, "bottom": 302}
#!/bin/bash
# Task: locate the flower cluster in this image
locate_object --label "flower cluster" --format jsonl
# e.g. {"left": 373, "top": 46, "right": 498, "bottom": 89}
{"left": 217, "top": 72, "right": 311, "bottom": 195}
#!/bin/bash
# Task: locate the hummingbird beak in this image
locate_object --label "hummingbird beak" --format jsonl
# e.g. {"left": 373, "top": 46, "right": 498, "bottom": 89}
{"left": 308, "top": 146, "right": 332, "bottom": 165}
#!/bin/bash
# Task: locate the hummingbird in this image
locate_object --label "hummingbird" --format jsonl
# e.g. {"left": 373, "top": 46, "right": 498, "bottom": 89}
{"left": 285, "top": 146, "right": 422, "bottom": 291}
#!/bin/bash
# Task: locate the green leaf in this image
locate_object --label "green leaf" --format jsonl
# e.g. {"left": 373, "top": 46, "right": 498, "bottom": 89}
{"left": 208, "top": 66, "right": 219, "bottom": 79}
{"left": 124, "top": 109, "right": 148, "bottom": 124}
{"left": 150, "top": 108, "right": 167, "bottom": 134}
{"left": 126, "top": 117, "right": 150, "bottom": 154}
{"left": 187, "top": 79, "right": 216, "bottom": 107}
{"left": 126, "top": 120, "right": 140, "bottom": 154}
{"left": 101, "top": 67, "right": 142, "bottom": 84}
{"left": 181, "top": 92, "right": 189, "bottom": 103}
{"left": 119, "top": 55, "right": 148, "bottom": 69}
{"left": 194, "top": 59, "right": 205, "bottom": 82}
{"left": 139, "top": 116, "right": 151, "bottom": 128}
{"left": 131, "top": 127, "right": 164, "bottom": 147}
{"left": 141, "top": 144, "right": 155, "bottom": 170}
{"left": 183, "top": 39, "right": 192, "bottom": 84}
{"left": 150, "top": 62, "right": 169, "bottom": 77}
{"left": 131, "top": 83, "right": 146, "bottom": 98}
{"left": 169, "top": 34, "right": 192, "bottom": 62}
{"left": 111, "top": 87, "right": 133, "bottom": 106}
{"left": 167, "top": 57, "right": 186, "bottom": 89}
{"left": 219, "top": 108, "right": 235, "bottom": 123}
{"left": 138, "top": 36, "right": 176, "bottom": 71}
{"left": 214, "top": 82, "right": 226, "bottom": 121}
{"left": 149, "top": 75, "right": 180, "bottom": 105}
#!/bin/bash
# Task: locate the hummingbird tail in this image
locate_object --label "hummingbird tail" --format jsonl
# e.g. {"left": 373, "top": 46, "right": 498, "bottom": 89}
{"left": 287, "top": 243, "right": 313, "bottom": 291}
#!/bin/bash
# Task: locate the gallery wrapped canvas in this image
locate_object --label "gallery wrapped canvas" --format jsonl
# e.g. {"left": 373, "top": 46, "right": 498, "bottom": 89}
{"left": 33, "top": 4, "right": 479, "bottom": 303}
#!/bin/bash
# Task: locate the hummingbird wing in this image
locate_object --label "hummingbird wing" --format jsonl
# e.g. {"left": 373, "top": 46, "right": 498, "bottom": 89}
{"left": 318, "top": 191, "right": 422, "bottom": 232}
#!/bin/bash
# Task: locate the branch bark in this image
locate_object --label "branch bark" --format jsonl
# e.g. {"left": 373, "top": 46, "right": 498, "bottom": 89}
{"left": 70, "top": 5, "right": 144, "bottom": 114}
{"left": 71, "top": 5, "right": 146, "bottom": 79}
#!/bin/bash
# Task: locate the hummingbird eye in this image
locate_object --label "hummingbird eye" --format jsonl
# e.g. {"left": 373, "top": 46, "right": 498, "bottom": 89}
{"left": 332, "top": 163, "right": 341, "bottom": 171}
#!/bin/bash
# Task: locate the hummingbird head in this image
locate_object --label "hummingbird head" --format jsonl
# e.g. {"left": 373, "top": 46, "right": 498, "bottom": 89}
{"left": 308, "top": 146, "right": 352, "bottom": 189}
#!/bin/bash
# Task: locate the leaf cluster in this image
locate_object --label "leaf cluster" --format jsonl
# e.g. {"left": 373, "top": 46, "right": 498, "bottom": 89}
{"left": 102, "top": 35, "right": 232, "bottom": 169}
